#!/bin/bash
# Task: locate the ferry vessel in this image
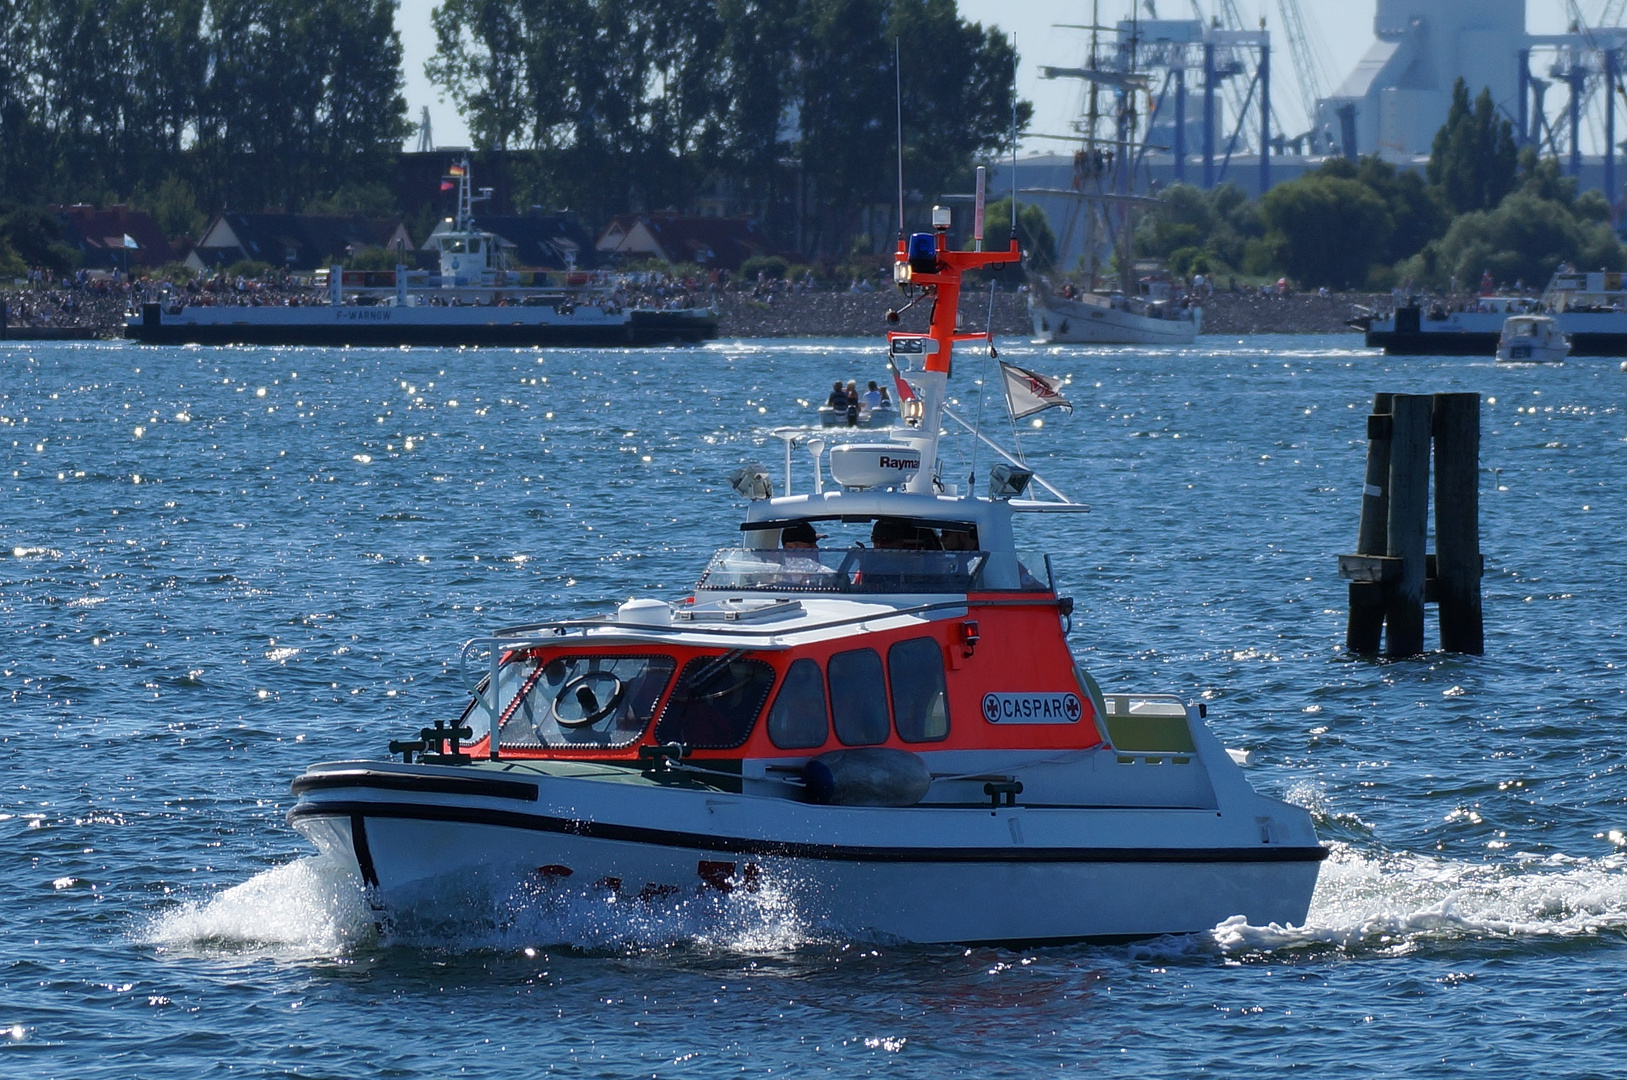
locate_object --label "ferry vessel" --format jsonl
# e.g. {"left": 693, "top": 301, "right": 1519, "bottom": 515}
{"left": 286, "top": 206, "right": 1325, "bottom": 944}
{"left": 124, "top": 160, "right": 717, "bottom": 348}
{"left": 1359, "top": 270, "right": 1627, "bottom": 356}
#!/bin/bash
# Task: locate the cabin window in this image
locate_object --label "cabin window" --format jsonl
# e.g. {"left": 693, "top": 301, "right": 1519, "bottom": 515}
{"left": 828, "top": 648, "right": 890, "bottom": 746}
{"left": 767, "top": 658, "right": 830, "bottom": 749}
{"left": 888, "top": 637, "right": 950, "bottom": 742}
{"left": 488, "top": 653, "right": 675, "bottom": 750}
{"left": 469, "top": 238, "right": 481, "bottom": 254}
{"left": 654, "top": 654, "right": 777, "bottom": 750}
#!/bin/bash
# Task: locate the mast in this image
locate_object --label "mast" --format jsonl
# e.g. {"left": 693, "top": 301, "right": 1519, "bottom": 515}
{"left": 1085, "top": 0, "right": 1102, "bottom": 286}
{"left": 890, "top": 217, "right": 1021, "bottom": 494}
{"left": 1116, "top": 7, "right": 1139, "bottom": 293}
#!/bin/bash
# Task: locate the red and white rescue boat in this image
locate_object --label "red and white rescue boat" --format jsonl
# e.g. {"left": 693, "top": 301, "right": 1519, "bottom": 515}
{"left": 288, "top": 212, "right": 1325, "bottom": 944}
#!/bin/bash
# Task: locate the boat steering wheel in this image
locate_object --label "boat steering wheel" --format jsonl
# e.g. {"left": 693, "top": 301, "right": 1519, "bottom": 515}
{"left": 552, "top": 671, "right": 624, "bottom": 727}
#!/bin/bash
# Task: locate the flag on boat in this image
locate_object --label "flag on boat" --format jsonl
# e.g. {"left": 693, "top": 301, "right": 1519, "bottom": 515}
{"left": 884, "top": 355, "right": 917, "bottom": 402}
{"left": 999, "top": 361, "right": 1071, "bottom": 419}
{"left": 448, "top": 163, "right": 467, "bottom": 177}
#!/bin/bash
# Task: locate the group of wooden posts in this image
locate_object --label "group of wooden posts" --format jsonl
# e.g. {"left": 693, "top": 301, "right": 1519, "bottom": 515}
{"left": 1338, "top": 391, "right": 1484, "bottom": 657}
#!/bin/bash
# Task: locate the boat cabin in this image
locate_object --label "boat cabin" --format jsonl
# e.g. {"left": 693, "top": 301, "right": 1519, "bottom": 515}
{"left": 453, "top": 489, "right": 1117, "bottom": 802}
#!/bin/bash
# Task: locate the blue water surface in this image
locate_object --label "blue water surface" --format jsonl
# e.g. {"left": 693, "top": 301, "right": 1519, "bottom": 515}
{"left": 2, "top": 335, "right": 1624, "bottom": 1078}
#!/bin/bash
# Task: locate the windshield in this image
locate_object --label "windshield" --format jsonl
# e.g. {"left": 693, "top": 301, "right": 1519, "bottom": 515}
{"left": 696, "top": 547, "right": 988, "bottom": 594}
{"left": 469, "top": 652, "right": 676, "bottom": 751}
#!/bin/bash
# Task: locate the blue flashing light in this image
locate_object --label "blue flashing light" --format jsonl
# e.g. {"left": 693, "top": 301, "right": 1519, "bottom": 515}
{"left": 907, "top": 232, "right": 938, "bottom": 274}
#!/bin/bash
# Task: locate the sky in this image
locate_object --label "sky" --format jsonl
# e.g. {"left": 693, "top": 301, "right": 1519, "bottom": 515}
{"left": 394, "top": 1, "right": 1578, "bottom": 155}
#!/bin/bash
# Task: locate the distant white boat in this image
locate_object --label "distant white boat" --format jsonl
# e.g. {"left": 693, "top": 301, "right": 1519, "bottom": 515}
{"left": 1496, "top": 314, "right": 1570, "bottom": 363}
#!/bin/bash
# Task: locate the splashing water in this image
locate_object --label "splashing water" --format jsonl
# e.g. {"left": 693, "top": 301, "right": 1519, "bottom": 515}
{"left": 140, "top": 856, "right": 375, "bottom": 957}
{"left": 141, "top": 857, "right": 825, "bottom": 958}
{"left": 1207, "top": 845, "right": 1627, "bottom": 957}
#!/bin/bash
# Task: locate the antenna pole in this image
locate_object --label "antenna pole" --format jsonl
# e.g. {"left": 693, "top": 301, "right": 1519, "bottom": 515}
{"left": 1010, "top": 33, "right": 1019, "bottom": 242}
{"left": 896, "top": 38, "right": 906, "bottom": 239}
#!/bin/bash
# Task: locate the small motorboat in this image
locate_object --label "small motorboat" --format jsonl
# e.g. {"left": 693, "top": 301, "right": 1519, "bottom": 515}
{"left": 817, "top": 398, "right": 897, "bottom": 428}
{"left": 286, "top": 202, "right": 1324, "bottom": 945}
{"left": 1496, "top": 314, "right": 1571, "bottom": 363}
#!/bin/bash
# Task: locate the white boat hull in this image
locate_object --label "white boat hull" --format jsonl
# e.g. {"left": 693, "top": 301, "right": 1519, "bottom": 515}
{"left": 290, "top": 760, "right": 1323, "bottom": 943}
{"left": 1029, "top": 293, "right": 1201, "bottom": 345}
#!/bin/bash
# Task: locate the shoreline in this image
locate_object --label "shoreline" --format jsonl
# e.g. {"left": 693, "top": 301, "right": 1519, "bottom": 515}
{"left": 1, "top": 285, "right": 1381, "bottom": 341}
{"left": 711, "top": 288, "right": 1377, "bottom": 338}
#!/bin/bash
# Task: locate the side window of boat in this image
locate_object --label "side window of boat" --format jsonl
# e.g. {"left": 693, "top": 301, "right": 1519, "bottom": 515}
{"left": 888, "top": 637, "right": 949, "bottom": 743}
{"left": 828, "top": 648, "right": 890, "bottom": 746}
{"left": 767, "top": 658, "right": 830, "bottom": 750}
{"left": 654, "top": 655, "right": 777, "bottom": 750}
{"left": 492, "top": 653, "right": 675, "bottom": 750}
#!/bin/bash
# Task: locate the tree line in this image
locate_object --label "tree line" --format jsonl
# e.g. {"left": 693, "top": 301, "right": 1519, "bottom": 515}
{"left": 1137, "top": 78, "right": 1625, "bottom": 292}
{"left": 428, "top": 0, "right": 1024, "bottom": 257}
{"left": 0, "top": 0, "right": 408, "bottom": 217}
{"left": 0, "top": 0, "right": 1023, "bottom": 266}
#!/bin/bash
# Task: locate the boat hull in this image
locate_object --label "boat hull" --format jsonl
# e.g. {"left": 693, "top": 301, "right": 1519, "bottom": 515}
{"left": 289, "top": 763, "right": 1324, "bottom": 944}
{"left": 124, "top": 303, "right": 718, "bottom": 347}
{"left": 1029, "top": 294, "right": 1200, "bottom": 345}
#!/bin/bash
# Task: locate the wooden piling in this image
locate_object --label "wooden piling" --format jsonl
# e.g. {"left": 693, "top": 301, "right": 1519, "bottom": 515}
{"left": 1383, "top": 394, "right": 1433, "bottom": 657}
{"left": 1432, "top": 392, "right": 1484, "bottom": 654}
{"left": 1344, "top": 393, "right": 1392, "bottom": 653}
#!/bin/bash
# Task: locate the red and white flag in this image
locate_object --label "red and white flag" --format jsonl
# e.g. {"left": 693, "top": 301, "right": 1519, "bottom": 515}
{"left": 999, "top": 362, "right": 1071, "bottom": 420}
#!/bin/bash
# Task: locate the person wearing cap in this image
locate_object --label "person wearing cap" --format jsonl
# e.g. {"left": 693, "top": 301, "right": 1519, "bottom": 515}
{"left": 781, "top": 521, "right": 819, "bottom": 549}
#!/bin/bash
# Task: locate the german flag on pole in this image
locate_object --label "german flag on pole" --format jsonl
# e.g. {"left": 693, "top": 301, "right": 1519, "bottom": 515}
{"left": 448, "top": 163, "right": 466, "bottom": 177}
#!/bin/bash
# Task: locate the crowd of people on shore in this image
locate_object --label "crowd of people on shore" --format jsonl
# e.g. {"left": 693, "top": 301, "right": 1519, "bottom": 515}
{"left": 0, "top": 266, "right": 718, "bottom": 333}
{"left": 1, "top": 268, "right": 332, "bottom": 332}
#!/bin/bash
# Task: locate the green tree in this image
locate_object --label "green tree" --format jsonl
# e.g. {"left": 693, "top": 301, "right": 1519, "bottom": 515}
{"left": 131, "top": 175, "right": 207, "bottom": 241}
{"left": 1427, "top": 78, "right": 1517, "bottom": 216}
{"left": 0, "top": 204, "right": 79, "bottom": 273}
{"left": 197, "top": 0, "right": 407, "bottom": 211}
{"left": 982, "top": 196, "right": 1055, "bottom": 272}
{"left": 1259, "top": 174, "right": 1393, "bottom": 289}
{"left": 1426, "top": 190, "right": 1623, "bottom": 289}
{"left": 1135, "top": 181, "right": 1263, "bottom": 273}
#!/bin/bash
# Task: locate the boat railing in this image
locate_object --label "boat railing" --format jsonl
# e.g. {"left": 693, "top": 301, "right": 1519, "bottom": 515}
{"left": 695, "top": 547, "right": 993, "bottom": 594}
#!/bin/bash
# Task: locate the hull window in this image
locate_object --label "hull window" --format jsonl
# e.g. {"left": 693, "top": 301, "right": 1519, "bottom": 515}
{"left": 888, "top": 637, "right": 950, "bottom": 742}
{"left": 654, "top": 655, "right": 776, "bottom": 749}
{"left": 767, "top": 658, "right": 830, "bottom": 750}
{"left": 489, "top": 653, "right": 675, "bottom": 750}
{"left": 829, "top": 648, "right": 890, "bottom": 746}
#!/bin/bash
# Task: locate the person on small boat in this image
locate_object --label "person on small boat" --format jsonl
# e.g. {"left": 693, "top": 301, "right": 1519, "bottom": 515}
{"left": 844, "top": 383, "right": 861, "bottom": 426}
{"left": 826, "top": 381, "right": 848, "bottom": 410}
{"left": 862, "top": 381, "right": 883, "bottom": 409}
{"left": 879, "top": 385, "right": 893, "bottom": 408}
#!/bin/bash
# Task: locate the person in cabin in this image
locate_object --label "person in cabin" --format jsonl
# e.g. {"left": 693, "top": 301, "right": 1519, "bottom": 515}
{"left": 862, "top": 381, "right": 883, "bottom": 410}
{"left": 781, "top": 521, "right": 819, "bottom": 549}
{"left": 939, "top": 525, "right": 977, "bottom": 551}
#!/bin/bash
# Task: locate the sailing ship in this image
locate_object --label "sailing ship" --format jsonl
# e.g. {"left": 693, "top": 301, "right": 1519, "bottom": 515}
{"left": 1027, "top": 5, "right": 1202, "bottom": 345}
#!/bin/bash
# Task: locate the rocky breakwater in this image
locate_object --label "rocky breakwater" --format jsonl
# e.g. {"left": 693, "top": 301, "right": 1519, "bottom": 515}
{"left": 1197, "top": 290, "right": 1379, "bottom": 336}
{"left": 713, "top": 287, "right": 1031, "bottom": 339}
{"left": 713, "top": 285, "right": 1379, "bottom": 339}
